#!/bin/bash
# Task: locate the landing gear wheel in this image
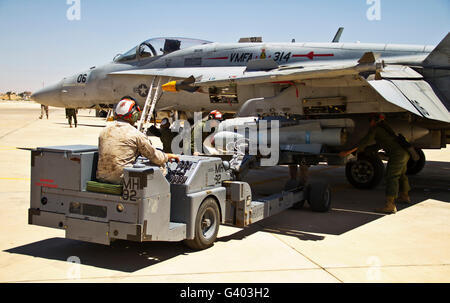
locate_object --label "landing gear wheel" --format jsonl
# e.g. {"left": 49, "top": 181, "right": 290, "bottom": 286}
{"left": 95, "top": 109, "right": 108, "bottom": 118}
{"left": 184, "top": 197, "right": 220, "bottom": 250}
{"left": 406, "top": 148, "right": 425, "bottom": 175}
{"left": 345, "top": 153, "right": 384, "bottom": 189}
{"left": 307, "top": 182, "right": 331, "bottom": 212}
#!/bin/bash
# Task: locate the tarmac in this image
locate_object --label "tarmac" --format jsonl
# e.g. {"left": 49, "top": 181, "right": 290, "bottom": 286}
{"left": 0, "top": 100, "right": 449, "bottom": 283}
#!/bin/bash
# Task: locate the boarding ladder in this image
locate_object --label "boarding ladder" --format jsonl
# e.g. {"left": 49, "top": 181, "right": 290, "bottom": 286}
{"left": 137, "top": 76, "right": 167, "bottom": 134}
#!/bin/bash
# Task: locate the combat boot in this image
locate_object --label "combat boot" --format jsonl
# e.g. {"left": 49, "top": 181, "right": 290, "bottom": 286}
{"left": 376, "top": 196, "right": 397, "bottom": 214}
{"left": 396, "top": 192, "right": 411, "bottom": 204}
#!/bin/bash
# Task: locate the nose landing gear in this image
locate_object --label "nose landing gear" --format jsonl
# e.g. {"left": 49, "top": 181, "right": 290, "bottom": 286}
{"left": 345, "top": 153, "right": 384, "bottom": 189}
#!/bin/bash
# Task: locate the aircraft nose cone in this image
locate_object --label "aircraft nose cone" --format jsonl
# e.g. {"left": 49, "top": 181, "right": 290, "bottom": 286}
{"left": 31, "top": 82, "right": 62, "bottom": 106}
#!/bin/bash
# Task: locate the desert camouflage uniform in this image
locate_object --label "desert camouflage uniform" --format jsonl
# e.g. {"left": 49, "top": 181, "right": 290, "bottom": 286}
{"left": 97, "top": 121, "right": 168, "bottom": 184}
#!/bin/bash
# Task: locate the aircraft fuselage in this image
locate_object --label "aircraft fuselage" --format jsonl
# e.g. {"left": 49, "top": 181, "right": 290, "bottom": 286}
{"left": 32, "top": 40, "right": 434, "bottom": 112}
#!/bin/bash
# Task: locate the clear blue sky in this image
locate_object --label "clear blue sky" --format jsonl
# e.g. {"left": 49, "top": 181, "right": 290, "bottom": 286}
{"left": 0, "top": 0, "right": 449, "bottom": 93}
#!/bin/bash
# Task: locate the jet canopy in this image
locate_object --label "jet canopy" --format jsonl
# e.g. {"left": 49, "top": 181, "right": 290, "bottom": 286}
{"left": 114, "top": 37, "right": 213, "bottom": 62}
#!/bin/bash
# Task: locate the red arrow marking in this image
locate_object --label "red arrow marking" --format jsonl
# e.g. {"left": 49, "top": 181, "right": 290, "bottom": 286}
{"left": 292, "top": 51, "right": 334, "bottom": 60}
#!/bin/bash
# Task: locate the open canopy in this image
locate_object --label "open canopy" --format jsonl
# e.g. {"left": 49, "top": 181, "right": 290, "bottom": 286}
{"left": 114, "top": 37, "right": 212, "bottom": 62}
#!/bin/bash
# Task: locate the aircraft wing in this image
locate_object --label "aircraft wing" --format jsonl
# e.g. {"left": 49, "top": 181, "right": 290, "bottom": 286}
{"left": 368, "top": 33, "right": 450, "bottom": 123}
{"left": 194, "top": 53, "right": 380, "bottom": 87}
{"left": 192, "top": 53, "right": 450, "bottom": 123}
{"left": 368, "top": 77, "right": 450, "bottom": 123}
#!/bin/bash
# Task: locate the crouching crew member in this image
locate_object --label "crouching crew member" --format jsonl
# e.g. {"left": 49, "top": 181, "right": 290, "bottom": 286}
{"left": 340, "top": 114, "right": 411, "bottom": 214}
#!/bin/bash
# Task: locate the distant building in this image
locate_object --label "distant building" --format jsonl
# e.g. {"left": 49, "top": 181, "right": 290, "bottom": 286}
{"left": 19, "top": 91, "right": 32, "bottom": 100}
{"left": 0, "top": 91, "right": 32, "bottom": 100}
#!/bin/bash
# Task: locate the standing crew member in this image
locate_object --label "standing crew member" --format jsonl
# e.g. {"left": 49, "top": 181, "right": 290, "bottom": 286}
{"left": 39, "top": 104, "right": 49, "bottom": 119}
{"left": 340, "top": 114, "right": 411, "bottom": 214}
{"left": 65, "top": 108, "right": 77, "bottom": 128}
{"left": 97, "top": 97, "right": 179, "bottom": 184}
{"left": 191, "top": 110, "right": 223, "bottom": 155}
{"left": 147, "top": 118, "right": 177, "bottom": 153}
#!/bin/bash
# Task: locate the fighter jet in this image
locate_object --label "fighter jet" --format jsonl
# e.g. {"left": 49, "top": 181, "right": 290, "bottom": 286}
{"left": 32, "top": 31, "right": 450, "bottom": 188}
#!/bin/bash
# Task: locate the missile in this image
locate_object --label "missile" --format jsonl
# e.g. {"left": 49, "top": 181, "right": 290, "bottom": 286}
{"left": 208, "top": 117, "right": 350, "bottom": 153}
{"left": 211, "top": 125, "right": 347, "bottom": 155}
{"left": 278, "top": 127, "right": 346, "bottom": 146}
{"left": 162, "top": 76, "right": 199, "bottom": 93}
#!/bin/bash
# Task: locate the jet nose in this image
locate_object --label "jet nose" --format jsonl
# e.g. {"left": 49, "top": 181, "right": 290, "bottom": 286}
{"left": 31, "top": 82, "right": 63, "bottom": 106}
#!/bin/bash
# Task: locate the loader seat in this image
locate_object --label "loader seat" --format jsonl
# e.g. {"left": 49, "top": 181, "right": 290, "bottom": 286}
{"left": 85, "top": 151, "right": 123, "bottom": 195}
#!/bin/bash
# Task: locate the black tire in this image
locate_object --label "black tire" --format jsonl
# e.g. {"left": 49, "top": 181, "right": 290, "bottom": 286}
{"left": 406, "top": 148, "right": 425, "bottom": 175}
{"left": 95, "top": 109, "right": 108, "bottom": 118}
{"left": 307, "top": 182, "right": 331, "bottom": 212}
{"left": 345, "top": 153, "right": 384, "bottom": 189}
{"left": 184, "top": 197, "right": 220, "bottom": 250}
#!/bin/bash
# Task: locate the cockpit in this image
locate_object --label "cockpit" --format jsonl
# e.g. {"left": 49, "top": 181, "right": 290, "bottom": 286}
{"left": 114, "top": 37, "right": 212, "bottom": 62}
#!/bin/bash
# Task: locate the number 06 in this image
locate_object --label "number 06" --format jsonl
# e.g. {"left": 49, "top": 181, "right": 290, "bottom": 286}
{"left": 77, "top": 74, "right": 87, "bottom": 83}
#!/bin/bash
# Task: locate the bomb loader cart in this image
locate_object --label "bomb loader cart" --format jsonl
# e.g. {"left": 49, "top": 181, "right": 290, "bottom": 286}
{"left": 28, "top": 145, "right": 331, "bottom": 250}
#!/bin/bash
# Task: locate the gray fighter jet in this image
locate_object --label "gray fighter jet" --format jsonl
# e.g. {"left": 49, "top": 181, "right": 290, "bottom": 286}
{"left": 32, "top": 31, "right": 450, "bottom": 188}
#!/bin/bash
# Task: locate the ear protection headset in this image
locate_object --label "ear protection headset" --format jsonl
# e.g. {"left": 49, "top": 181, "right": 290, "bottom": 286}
{"left": 114, "top": 96, "right": 141, "bottom": 123}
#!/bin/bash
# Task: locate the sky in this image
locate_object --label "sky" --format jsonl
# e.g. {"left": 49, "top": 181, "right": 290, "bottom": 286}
{"left": 0, "top": 0, "right": 449, "bottom": 93}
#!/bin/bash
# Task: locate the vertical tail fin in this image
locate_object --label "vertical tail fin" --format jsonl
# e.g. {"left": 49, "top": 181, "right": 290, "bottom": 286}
{"left": 423, "top": 32, "right": 450, "bottom": 67}
{"left": 332, "top": 27, "right": 344, "bottom": 43}
{"left": 422, "top": 32, "right": 450, "bottom": 112}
